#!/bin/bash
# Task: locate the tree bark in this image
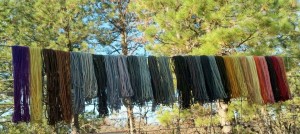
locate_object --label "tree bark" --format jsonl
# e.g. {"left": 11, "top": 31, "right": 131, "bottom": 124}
{"left": 217, "top": 101, "right": 231, "bottom": 134}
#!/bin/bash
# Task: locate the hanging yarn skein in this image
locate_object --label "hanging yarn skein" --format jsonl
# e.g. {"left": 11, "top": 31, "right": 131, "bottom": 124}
{"left": 105, "top": 56, "right": 122, "bottom": 111}
{"left": 276, "top": 57, "right": 291, "bottom": 99}
{"left": 93, "top": 55, "right": 109, "bottom": 117}
{"left": 148, "top": 56, "right": 162, "bottom": 105}
{"left": 240, "top": 57, "right": 263, "bottom": 104}
{"left": 56, "top": 51, "right": 73, "bottom": 123}
{"left": 12, "top": 46, "right": 30, "bottom": 123}
{"left": 223, "top": 56, "right": 241, "bottom": 98}
{"left": 127, "top": 56, "right": 153, "bottom": 105}
{"left": 29, "top": 48, "right": 43, "bottom": 123}
{"left": 71, "top": 52, "right": 98, "bottom": 114}
{"left": 201, "top": 56, "right": 227, "bottom": 101}
{"left": 173, "top": 56, "right": 193, "bottom": 109}
{"left": 186, "top": 56, "right": 208, "bottom": 103}
{"left": 214, "top": 56, "right": 231, "bottom": 102}
{"left": 232, "top": 56, "right": 248, "bottom": 97}
{"left": 157, "top": 56, "right": 176, "bottom": 105}
{"left": 253, "top": 56, "right": 274, "bottom": 104}
{"left": 43, "top": 49, "right": 63, "bottom": 125}
{"left": 271, "top": 56, "right": 291, "bottom": 101}
{"left": 117, "top": 56, "right": 134, "bottom": 98}
{"left": 265, "top": 56, "right": 281, "bottom": 102}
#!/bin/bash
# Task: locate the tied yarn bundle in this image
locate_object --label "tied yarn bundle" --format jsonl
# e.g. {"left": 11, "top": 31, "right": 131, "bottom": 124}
{"left": 240, "top": 57, "right": 263, "bottom": 104}
{"left": 232, "top": 57, "right": 248, "bottom": 97}
{"left": 56, "top": 51, "right": 73, "bottom": 123}
{"left": 117, "top": 56, "right": 134, "bottom": 98}
{"left": 12, "top": 46, "right": 30, "bottom": 123}
{"left": 253, "top": 56, "right": 274, "bottom": 104}
{"left": 223, "top": 56, "right": 241, "bottom": 98}
{"left": 148, "top": 56, "right": 176, "bottom": 106}
{"left": 157, "top": 57, "right": 176, "bottom": 105}
{"left": 29, "top": 48, "right": 43, "bottom": 123}
{"left": 186, "top": 56, "right": 208, "bottom": 103}
{"left": 43, "top": 49, "right": 63, "bottom": 125}
{"left": 271, "top": 56, "right": 291, "bottom": 101}
{"left": 127, "top": 56, "right": 153, "bottom": 105}
{"left": 201, "top": 56, "right": 227, "bottom": 101}
{"left": 105, "top": 56, "right": 121, "bottom": 111}
{"left": 265, "top": 56, "right": 281, "bottom": 102}
{"left": 92, "top": 55, "right": 108, "bottom": 117}
{"left": 71, "top": 52, "right": 98, "bottom": 114}
{"left": 214, "top": 56, "right": 231, "bottom": 102}
{"left": 173, "top": 56, "right": 193, "bottom": 109}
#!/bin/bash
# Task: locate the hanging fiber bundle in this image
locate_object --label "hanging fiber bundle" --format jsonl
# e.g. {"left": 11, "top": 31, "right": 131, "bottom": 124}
{"left": 240, "top": 57, "right": 263, "bottom": 104}
{"left": 92, "top": 55, "right": 108, "bottom": 117}
{"left": 265, "top": 56, "right": 281, "bottom": 102}
{"left": 276, "top": 57, "right": 291, "bottom": 100}
{"left": 127, "top": 56, "right": 142, "bottom": 104}
{"left": 140, "top": 57, "right": 154, "bottom": 104}
{"left": 12, "top": 46, "right": 30, "bottom": 123}
{"left": 29, "top": 48, "right": 43, "bottom": 123}
{"left": 232, "top": 57, "right": 248, "bottom": 97}
{"left": 71, "top": 52, "right": 98, "bottom": 114}
{"left": 253, "top": 56, "right": 274, "bottom": 104}
{"left": 117, "top": 56, "right": 134, "bottom": 97}
{"left": 223, "top": 56, "right": 241, "bottom": 98}
{"left": 43, "top": 49, "right": 62, "bottom": 125}
{"left": 214, "top": 56, "right": 231, "bottom": 102}
{"left": 173, "top": 56, "right": 192, "bottom": 109}
{"left": 201, "top": 56, "right": 227, "bottom": 101}
{"left": 105, "top": 56, "right": 122, "bottom": 111}
{"left": 186, "top": 56, "right": 208, "bottom": 103}
{"left": 271, "top": 56, "right": 291, "bottom": 101}
{"left": 148, "top": 56, "right": 162, "bottom": 105}
{"left": 56, "top": 51, "right": 73, "bottom": 123}
{"left": 157, "top": 56, "right": 176, "bottom": 105}
{"left": 127, "top": 56, "right": 153, "bottom": 105}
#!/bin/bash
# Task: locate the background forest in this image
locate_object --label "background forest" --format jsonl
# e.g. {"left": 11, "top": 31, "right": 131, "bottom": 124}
{"left": 0, "top": 0, "right": 300, "bottom": 133}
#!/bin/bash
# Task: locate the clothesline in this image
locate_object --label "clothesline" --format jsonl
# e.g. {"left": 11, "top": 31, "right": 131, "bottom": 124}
{"left": 0, "top": 45, "right": 299, "bottom": 58}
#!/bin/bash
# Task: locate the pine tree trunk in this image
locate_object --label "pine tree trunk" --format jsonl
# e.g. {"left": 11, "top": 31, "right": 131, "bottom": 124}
{"left": 217, "top": 101, "right": 231, "bottom": 133}
{"left": 121, "top": 29, "right": 136, "bottom": 133}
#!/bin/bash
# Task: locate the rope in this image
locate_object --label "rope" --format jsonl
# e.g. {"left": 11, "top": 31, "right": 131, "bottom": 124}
{"left": 56, "top": 51, "right": 73, "bottom": 123}
{"left": 29, "top": 47, "right": 43, "bottom": 123}
{"left": 186, "top": 56, "right": 209, "bottom": 103}
{"left": 173, "top": 56, "right": 192, "bottom": 109}
{"left": 42, "top": 49, "right": 62, "bottom": 125}
{"left": 12, "top": 46, "right": 30, "bottom": 123}
{"left": 92, "top": 55, "right": 108, "bottom": 117}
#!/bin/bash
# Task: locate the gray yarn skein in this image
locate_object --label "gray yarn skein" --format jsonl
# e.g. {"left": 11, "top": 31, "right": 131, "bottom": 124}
{"left": 71, "top": 52, "right": 99, "bottom": 114}
{"left": 137, "top": 56, "right": 153, "bottom": 103}
{"left": 208, "top": 56, "right": 227, "bottom": 99}
{"left": 104, "top": 56, "right": 122, "bottom": 111}
{"left": 117, "top": 56, "right": 134, "bottom": 97}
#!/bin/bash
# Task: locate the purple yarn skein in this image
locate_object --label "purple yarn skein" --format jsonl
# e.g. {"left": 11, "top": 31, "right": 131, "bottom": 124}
{"left": 12, "top": 46, "right": 30, "bottom": 123}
